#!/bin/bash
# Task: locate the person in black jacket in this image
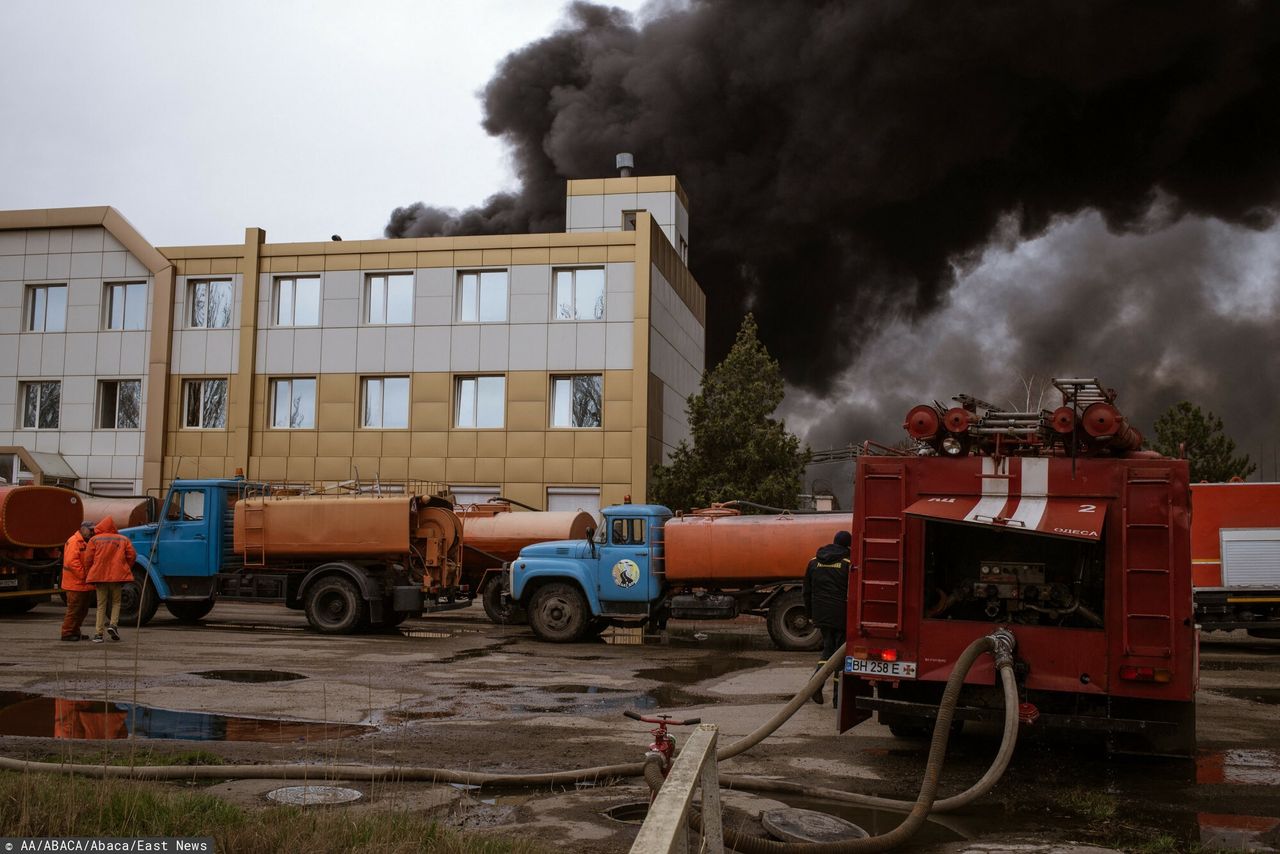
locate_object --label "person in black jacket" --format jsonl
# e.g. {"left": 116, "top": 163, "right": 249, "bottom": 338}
{"left": 803, "top": 530, "right": 852, "bottom": 706}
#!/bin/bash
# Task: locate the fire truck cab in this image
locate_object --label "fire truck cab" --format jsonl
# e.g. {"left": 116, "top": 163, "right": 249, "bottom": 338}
{"left": 839, "top": 379, "right": 1197, "bottom": 756}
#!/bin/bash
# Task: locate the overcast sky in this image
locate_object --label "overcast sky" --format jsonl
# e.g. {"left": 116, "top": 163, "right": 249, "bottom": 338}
{"left": 0, "top": 0, "right": 646, "bottom": 247}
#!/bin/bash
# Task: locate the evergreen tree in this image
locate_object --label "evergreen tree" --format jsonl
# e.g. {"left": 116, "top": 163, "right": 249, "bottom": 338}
{"left": 651, "top": 314, "right": 811, "bottom": 511}
{"left": 1151, "top": 401, "right": 1256, "bottom": 482}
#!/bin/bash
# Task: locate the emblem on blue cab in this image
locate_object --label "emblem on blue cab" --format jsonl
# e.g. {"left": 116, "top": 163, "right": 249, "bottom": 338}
{"left": 611, "top": 559, "right": 641, "bottom": 589}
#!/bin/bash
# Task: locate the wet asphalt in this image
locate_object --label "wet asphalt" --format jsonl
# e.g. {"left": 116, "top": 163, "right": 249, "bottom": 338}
{"left": 1, "top": 601, "right": 1277, "bottom": 852}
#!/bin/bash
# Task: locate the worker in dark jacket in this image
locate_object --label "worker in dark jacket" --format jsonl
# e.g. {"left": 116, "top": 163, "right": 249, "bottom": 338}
{"left": 803, "top": 530, "right": 852, "bottom": 706}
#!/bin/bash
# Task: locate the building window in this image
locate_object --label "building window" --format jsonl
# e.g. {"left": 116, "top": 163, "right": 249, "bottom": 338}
{"left": 678, "top": 235, "right": 688, "bottom": 264}
{"left": 457, "top": 271, "right": 507, "bottom": 323}
{"left": 26, "top": 284, "right": 66, "bottom": 332}
{"left": 455, "top": 376, "right": 505, "bottom": 428}
{"left": 183, "top": 379, "right": 227, "bottom": 429}
{"left": 622, "top": 211, "right": 638, "bottom": 231}
{"left": 0, "top": 454, "right": 35, "bottom": 485}
{"left": 547, "top": 486, "right": 601, "bottom": 518}
{"left": 20, "top": 381, "right": 60, "bottom": 429}
{"left": 366, "top": 273, "right": 414, "bottom": 325}
{"left": 104, "top": 282, "right": 146, "bottom": 330}
{"left": 270, "top": 378, "right": 316, "bottom": 429}
{"left": 553, "top": 268, "right": 605, "bottom": 320}
{"left": 189, "top": 279, "right": 233, "bottom": 328}
{"left": 88, "top": 481, "right": 136, "bottom": 497}
{"left": 550, "top": 375, "right": 602, "bottom": 428}
{"left": 361, "top": 376, "right": 409, "bottom": 428}
{"left": 98, "top": 380, "right": 141, "bottom": 429}
{"left": 450, "top": 485, "right": 500, "bottom": 507}
{"left": 273, "top": 276, "right": 320, "bottom": 327}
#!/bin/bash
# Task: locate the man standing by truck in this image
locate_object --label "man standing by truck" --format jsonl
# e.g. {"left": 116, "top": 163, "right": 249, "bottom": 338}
{"left": 803, "top": 530, "right": 853, "bottom": 706}
{"left": 59, "top": 522, "right": 95, "bottom": 642}
{"left": 84, "top": 517, "right": 136, "bottom": 643}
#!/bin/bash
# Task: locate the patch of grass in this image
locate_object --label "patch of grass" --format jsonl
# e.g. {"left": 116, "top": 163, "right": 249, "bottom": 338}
{"left": 1059, "top": 786, "right": 1119, "bottom": 821}
{"left": 0, "top": 771, "right": 545, "bottom": 854}
{"left": 39, "top": 748, "right": 225, "bottom": 767}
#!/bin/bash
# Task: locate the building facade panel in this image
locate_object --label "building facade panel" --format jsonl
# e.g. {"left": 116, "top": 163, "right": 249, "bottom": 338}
{"left": 3, "top": 178, "right": 702, "bottom": 509}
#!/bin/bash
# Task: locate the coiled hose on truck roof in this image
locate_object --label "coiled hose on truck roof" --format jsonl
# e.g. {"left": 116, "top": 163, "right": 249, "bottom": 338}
{"left": 0, "top": 631, "right": 1021, "bottom": 849}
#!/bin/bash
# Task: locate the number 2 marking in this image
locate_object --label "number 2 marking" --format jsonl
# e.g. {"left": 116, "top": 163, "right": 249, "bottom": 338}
{"left": 1078, "top": 504, "right": 1096, "bottom": 513}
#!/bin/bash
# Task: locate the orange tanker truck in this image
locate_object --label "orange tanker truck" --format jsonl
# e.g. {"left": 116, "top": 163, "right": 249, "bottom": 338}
{"left": 0, "top": 485, "right": 84, "bottom": 615}
{"left": 1191, "top": 481, "right": 1280, "bottom": 639}
{"left": 454, "top": 500, "right": 595, "bottom": 624}
{"left": 507, "top": 501, "right": 848, "bottom": 649}
{"left": 116, "top": 477, "right": 465, "bottom": 633}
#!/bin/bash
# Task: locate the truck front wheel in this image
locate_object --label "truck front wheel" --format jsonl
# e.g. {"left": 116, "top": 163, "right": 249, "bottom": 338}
{"left": 766, "top": 590, "right": 822, "bottom": 651}
{"left": 482, "top": 577, "right": 527, "bottom": 625}
{"left": 304, "top": 576, "right": 365, "bottom": 635}
{"left": 166, "top": 599, "right": 215, "bottom": 623}
{"left": 528, "top": 582, "right": 590, "bottom": 643}
{"left": 119, "top": 568, "right": 159, "bottom": 627}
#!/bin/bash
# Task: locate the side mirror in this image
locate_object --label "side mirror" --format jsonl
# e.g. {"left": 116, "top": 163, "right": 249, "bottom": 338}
{"left": 585, "top": 526, "right": 595, "bottom": 541}
{"left": 585, "top": 526, "right": 597, "bottom": 557}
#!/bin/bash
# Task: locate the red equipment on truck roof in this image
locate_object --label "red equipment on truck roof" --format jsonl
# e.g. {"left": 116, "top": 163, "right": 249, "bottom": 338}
{"left": 839, "top": 378, "right": 1197, "bottom": 755}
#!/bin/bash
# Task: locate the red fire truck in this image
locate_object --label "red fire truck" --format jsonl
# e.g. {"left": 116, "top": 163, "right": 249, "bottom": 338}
{"left": 1190, "top": 482, "right": 1280, "bottom": 638}
{"left": 838, "top": 379, "right": 1197, "bottom": 755}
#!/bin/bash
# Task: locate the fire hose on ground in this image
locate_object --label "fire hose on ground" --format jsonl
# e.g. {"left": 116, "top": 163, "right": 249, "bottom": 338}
{"left": 0, "top": 629, "right": 1020, "bottom": 851}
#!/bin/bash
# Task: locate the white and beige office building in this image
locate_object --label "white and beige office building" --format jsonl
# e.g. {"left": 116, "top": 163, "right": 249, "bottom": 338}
{"left": 0, "top": 175, "right": 704, "bottom": 514}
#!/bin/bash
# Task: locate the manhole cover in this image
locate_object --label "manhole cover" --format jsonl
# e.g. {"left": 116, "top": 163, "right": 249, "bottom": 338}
{"left": 762, "top": 808, "right": 868, "bottom": 842}
{"left": 266, "top": 785, "right": 363, "bottom": 806}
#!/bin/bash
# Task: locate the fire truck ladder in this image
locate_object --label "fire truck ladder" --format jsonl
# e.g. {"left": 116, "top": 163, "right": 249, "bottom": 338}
{"left": 241, "top": 501, "right": 267, "bottom": 568}
{"left": 857, "top": 466, "right": 906, "bottom": 639}
{"left": 1121, "top": 469, "right": 1175, "bottom": 658}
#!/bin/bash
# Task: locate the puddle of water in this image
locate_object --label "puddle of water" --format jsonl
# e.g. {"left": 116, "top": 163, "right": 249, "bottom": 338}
{"left": 0, "top": 691, "right": 371, "bottom": 743}
{"left": 1196, "top": 749, "right": 1280, "bottom": 786}
{"left": 192, "top": 670, "right": 306, "bottom": 684}
{"left": 1205, "top": 686, "right": 1280, "bottom": 706}
{"left": 385, "top": 708, "right": 457, "bottom": 721}
{"left": 600, "top": 627, "right": 664, "bottom": 646}
{"left": 771, "top": 797, "right": 964, "bottom": 846}
{"left": 1198, "top": 812, "right": 1280, "bottom": 851}
{"left": 634, "top": 656, "right": 768, "bottom": 686}
{"left": 546, "top": 685, "right": 628, "bottom": 695}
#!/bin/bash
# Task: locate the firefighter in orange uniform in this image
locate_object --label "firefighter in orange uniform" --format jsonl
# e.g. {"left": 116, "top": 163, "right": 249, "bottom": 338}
{"left": 83, "top": 517, "right": 136, "bottom": 644}
{"left": 59, "top": 522, "right": 96, "bottom": 641}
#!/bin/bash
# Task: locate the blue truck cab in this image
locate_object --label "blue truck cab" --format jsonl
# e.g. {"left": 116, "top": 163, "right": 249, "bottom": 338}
{"left": 118, "top": 477, "right": 251, "bottom": 626}
{"left": 510, "top": 503, "right": 671, "bottom": 642}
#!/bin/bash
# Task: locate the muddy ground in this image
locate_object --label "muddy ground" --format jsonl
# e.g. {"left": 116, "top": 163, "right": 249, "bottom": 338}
{"left": 1, "top": 601, "right": 1277, "bottom": 852}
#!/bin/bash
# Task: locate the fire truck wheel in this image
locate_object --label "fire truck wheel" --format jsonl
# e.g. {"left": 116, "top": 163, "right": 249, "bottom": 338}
{"left": 304, "top": 576, "right": 365, "bottom": 635}
{"left": 481, "top": 578, "right": 527, "bottom": 625}
{"left": 766, "top": 590, "right": 823, "bottom": 651}
{"left": 165, "top": 599, "right": 215, "bottom": 623}
{"left": 0, "top": 597, "right": 41, "bottom": 615}
{"left": 528, "top": 582, "right": 589, "bottom": 642}
{"left": 887, "top": 719, "right": 964, "bottom": 739}
{"left": 118, "top": 567, "right": 159, "bottom": 627}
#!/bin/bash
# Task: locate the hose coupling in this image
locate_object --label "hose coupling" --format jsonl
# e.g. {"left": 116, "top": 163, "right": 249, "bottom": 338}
{"left": 644, "top": 750, "right": 668, "bottom": 770}
{"left": 988, "top": 627, "right": 1017, "bottom": 668}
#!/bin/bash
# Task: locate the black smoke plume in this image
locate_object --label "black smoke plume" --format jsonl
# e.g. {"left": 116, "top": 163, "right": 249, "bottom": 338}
{"left": 388, "top": 1, "right": 1280, "bottom": 457}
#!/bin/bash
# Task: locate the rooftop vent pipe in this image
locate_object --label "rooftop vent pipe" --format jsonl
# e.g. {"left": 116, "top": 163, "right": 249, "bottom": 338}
{"left": 616, "top": 153, "right": 634, "bottom": 177}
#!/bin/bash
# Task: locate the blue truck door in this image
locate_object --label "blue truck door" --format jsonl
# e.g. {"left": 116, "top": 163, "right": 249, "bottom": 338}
{"left": 154, "top": 487, "right": 216, "bottom": 577}
{"left": 598, "top": 515, "right": 651, "bottom": 605}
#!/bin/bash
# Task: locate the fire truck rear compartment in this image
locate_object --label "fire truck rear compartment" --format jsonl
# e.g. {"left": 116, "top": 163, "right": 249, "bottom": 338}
{"left": 923, "top": 521, "right": 1106, "bottom": 628}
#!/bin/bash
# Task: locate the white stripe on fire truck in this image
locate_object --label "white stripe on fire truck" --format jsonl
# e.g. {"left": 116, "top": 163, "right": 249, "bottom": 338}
{"left": 965, "top": 457, "right": 1010, "bottom": 523}
{"left": 1008, "top": 457, "right": 1049, "bottom": 530}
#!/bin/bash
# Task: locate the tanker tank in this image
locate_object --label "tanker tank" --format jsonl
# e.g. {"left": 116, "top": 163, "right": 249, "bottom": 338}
{"left": 0, "top": 485, "right": 83, "bottom": 548}
{"left": 80, "top": 496, "right": 151, "bottom": 530}
{"left": 458, "top": 505, "right": 595, "bottom": 564}
{"left": 662, "top": 508, "right": 848, "bottom": 585}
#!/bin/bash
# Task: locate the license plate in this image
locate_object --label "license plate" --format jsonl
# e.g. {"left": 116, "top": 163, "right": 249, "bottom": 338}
{"left": 846, "top": 657, "right": 917, "bottom": 679}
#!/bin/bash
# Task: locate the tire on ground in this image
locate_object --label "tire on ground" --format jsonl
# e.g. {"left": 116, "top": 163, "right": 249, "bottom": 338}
{"left": 118, "top": 567, "right": 160, "bottom": 627}
{"left": 527, "top": 581, "right": 590, "bottom": 643}
{"left": 766, "top": 589, "right": 822, "bottom": 651}
{"left": 481, "top": 577, "right": 527, "bottom": 625}
{"left": 165, "top": 599, "right": 215, "bottom": 623}
{"left": 304, "top": 575, "right": 366, "bottom": 635}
